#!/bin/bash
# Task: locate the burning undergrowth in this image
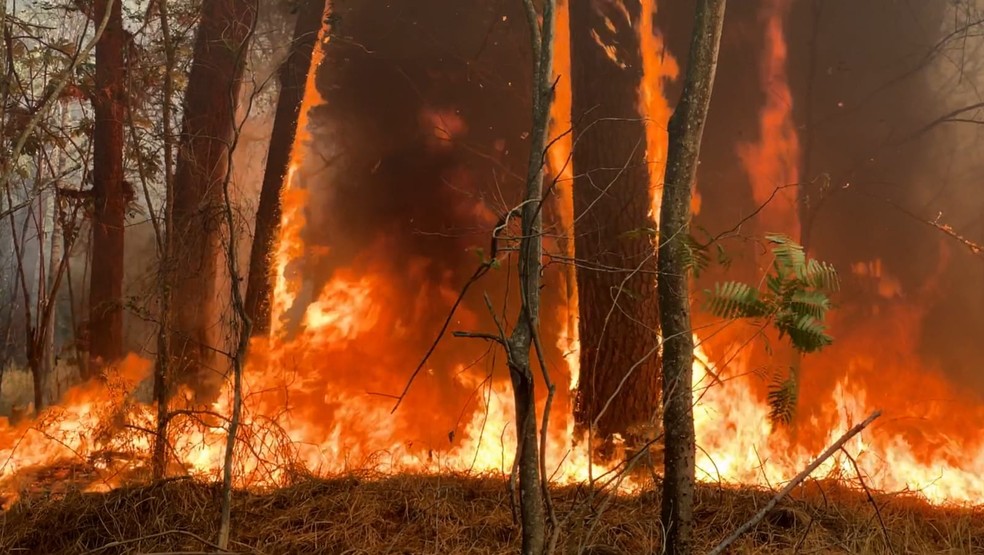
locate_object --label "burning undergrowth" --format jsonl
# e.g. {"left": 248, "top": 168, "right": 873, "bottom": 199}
{"left": 1, "top": 474, "right": 981, "bottom": 554}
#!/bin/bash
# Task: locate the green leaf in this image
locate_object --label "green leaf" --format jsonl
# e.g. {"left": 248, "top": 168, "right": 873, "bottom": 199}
{"left": 705, "top": 281, "right": 769, "bottom": 319}
{"left": 683, "top": 235, "right": 710, "bottom": 278}
{"left": 767, "top": 371, "right": 798, "bottom": 426}
{"left": 767, "top": 233, "right": 807, "bottom": 279}
{"left": 804, "top": 259, "right": 839, "bottom": 291}
{"left": 777, "top": 313, "right": 833, "bottom": 353}
{"left": 788, "top": 289, "right": 831, "bottom": 319}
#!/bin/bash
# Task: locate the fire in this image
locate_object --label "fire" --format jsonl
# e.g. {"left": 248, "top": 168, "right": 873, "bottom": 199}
{"left": 0, "top": 0, "right": 981, "bottom": 512}
{"left": 638, "top": 0, "right": 678, "bottom": 219}
{"left": 693, "top": 336, "right": 984, "bottom": 504}
{"left": 738, "top": 0, "right": 801, "bottom": 239}
{"left": 548, "top": 0, "right": 580, "bottom": 392}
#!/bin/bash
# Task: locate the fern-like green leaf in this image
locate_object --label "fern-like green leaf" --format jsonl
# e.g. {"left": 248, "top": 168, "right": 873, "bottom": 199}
{"left": 767, "top": 233, "right": 808, "bottom": 279}
{"left": 767, "top": 372, "right": 798, "bottom": 426}
{"left": 683, "top": 235, "right": 711, "bottom": 278}
{"left": 705, "top": 282, "right": 769, "bottom": 319}
{"left": 778, "top": 313, "right": 833, "bottom": 353}
{"left": 804, "top": 259, "right": 840, "bottom": 292}
{"left": 789, "top": 289, "right": 831, "bottom": 319}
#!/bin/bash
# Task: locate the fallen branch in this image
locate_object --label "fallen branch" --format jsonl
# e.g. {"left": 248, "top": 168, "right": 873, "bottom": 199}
{"left": 82, "top": 529, "right": 234, "bottom": 554}
{"left": 706, "top": 410, "right": 882, "bottom": 555}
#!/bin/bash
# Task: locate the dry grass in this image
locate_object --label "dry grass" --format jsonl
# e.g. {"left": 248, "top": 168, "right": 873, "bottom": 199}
{"left": 0, "top": 472, "right": 980, "bottom": 554}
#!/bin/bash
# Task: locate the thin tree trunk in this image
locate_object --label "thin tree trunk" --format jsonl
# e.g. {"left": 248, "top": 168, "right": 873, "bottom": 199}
{"left": 657, "top": 1, "right": 726, "bottom": 554}
{"left": 169, "top": 0, "right": 257, "bottom": 399}
{"left": 244, "top": 0, "right": 327, "bottom": 335}
{"left": 569, "top": 0, "right": 660, "bottom": 451}
{"left": 31, "top": 181, "right": 50, "bottom": 412}
{"left": 152, "top": 0, "right": 176, "bottom": 480}
{"left": 216, "top": 7, "right": 259, "bottom": 544}
{"left": 507, "top": 1, "right": 556, "bottom": 553}
{"left": 88, "top": 0, "right": 126, "bottom": 378}
{"left": 43, "top": 109, "right": 70, "bottom": 390}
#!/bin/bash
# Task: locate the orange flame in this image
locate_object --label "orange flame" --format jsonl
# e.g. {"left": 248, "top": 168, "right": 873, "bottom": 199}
{"left": 738, "top": 0, "right": 801, "bottom": 239}
{"left": 548, "top": 0, "right": 580, "bottom": 392}
{"left": 639, "top": 0, "right": 679, "bottom": 220}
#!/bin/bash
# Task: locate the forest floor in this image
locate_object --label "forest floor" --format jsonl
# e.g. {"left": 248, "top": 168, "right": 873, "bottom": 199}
{"left": 0, "top": 472, "right": 980, "bottom": 554}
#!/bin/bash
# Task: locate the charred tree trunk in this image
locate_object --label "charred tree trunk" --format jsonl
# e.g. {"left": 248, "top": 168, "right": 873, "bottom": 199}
{"left": 87, "top": 0, "right": 126, "bottom": 378}
{"left": 169, "top": 0, "right": 256, "bottom": 398}
{"left": 657, "top": 1, "right": 726, "bottom": 554}
{"left": 244, "top": 0, "right": 327, "bottom": 335}
{"left": 569, "top": 0, "right": 660, "bottom": 448}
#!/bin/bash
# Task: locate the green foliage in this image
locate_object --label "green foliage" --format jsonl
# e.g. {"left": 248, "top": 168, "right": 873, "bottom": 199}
{"left": 705, "top": 234, "right": 839, "bottom": 353}
{"left": 704, "top": 234, "right": 840, "bottom": 425}
{"left": 682, "top": 234, "right": 711, "bottom": 278}
{"left": 767, "top": 371, "right": 798, "bottom": 425}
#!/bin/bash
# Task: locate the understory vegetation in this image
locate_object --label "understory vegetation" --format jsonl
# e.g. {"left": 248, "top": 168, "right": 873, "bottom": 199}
{"left": 1, "top": 474, "right": 980, "bottom": 554}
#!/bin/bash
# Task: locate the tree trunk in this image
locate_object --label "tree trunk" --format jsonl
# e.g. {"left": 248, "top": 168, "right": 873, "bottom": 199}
{"left": 152, "top": 0, "right": 176, "bottom": 481}
{"left": 169, "top": 0, "right": 256, "bottom": 398}
{"left": 657, "top": 1, "right": 726, "bottom": 554}
{"left": 505, "top": 2, "right": 556, "bottom": 553}
{"left": 43, "top": 137, "right": 67, "bottom": 392}
{"left": 88, "top": 0, "right": 126, "bottom": 379}
{"left": 244, "top": 0, "right": 327, "bottom": 335}
{"left": 569, "top": 0, "right": 660, "bottom": 449}
{"left": 31, "top": 188, "right": 52, "bottom": 412}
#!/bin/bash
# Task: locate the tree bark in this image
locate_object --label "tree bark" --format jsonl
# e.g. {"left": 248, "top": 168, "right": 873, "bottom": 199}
{"left": 657, "top": 1, "right": 726, "bottom": 554}
{"left": 87, "top": 0, "right": 126, "bottom": 378}
{"left": 569, "top": 0, "right": 660, "bottom": 449}
{"left": 506, "top": 2, "right": 556, "bottom": 553}
{"left": 152, "top": 0, "right": 176, "bottom": 481}
{"left": 169, "top": 0, "right": 257, "bottom": 398}
{"left": 244, "top": 0, "right": 327, "bottom": 335}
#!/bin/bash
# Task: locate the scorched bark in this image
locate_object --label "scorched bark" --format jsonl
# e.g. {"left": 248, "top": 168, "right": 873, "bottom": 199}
{"left": 245, "top": 0, "right": 327, "bottom": 335}
{"left": 569, "top": 0, "right": 661, "bottom": 448}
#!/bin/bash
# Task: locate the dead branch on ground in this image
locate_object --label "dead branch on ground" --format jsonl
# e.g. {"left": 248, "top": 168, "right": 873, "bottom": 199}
{"left": 707, "top": 410, "right": 883, "bottom": 555}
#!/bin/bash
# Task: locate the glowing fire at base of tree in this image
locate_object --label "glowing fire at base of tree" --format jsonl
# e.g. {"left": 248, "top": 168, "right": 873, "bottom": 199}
{"left": 0, "top": 304, "right": 981, "bottom": 507}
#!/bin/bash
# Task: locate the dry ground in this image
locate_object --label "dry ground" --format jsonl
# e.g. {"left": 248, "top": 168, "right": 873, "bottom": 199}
{"left": 0, "top": 472, "right": 980, "bottom": 554}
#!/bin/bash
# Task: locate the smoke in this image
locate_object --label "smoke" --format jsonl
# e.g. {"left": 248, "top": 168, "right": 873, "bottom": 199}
{"left": 659, "top": 0, "right": 984, "bottom": 412}
{"left": 787, "top": 1, "right": 984, "bottom": 396}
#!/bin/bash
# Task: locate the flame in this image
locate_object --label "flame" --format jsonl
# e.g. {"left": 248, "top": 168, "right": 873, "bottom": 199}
{"left": 0, "top": 1, "right": 981, "bottom": 511}
{"left": 639, "top": 0, "right": 678, "bottom": 220}
{"left": 738, "top": 0, "right": 801, "bottom": 239}
{"left": 548, "top": 0, "right": 580, "bottom": 391}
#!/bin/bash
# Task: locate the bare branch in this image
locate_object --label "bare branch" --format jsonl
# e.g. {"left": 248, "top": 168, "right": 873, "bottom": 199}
{"left": 707, "top": 410, "right": 883, "bottom": 555}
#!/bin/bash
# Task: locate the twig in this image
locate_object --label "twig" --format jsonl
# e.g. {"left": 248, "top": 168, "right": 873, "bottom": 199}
{"left": 452, "top": 331, "right": 505, "bottom": 345}
{"left": 82, "top": 530, "right": 234, "bottom": 554}
{"left": 840, "top": 446, "right": 896, "bottom": 555}
{"left": 706, "top": 410, "right": 882, "bottom": 555}
{"left": 391, "top": 258, "right": 498, "bottom": 414}
{"left": 791, "top": 516, "right": 814, "bottom": 554}
{"left": 877, "top": 194, "right": 983, "bottom": 257}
